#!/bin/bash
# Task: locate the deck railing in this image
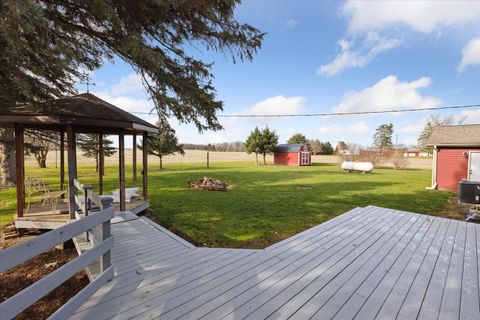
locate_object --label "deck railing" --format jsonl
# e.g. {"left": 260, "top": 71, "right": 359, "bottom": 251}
{"left": 73, "top": 178, "right": 106, "bottom": 243}
{"left": 0, "top": 180, "right": 114, "bottom": 320}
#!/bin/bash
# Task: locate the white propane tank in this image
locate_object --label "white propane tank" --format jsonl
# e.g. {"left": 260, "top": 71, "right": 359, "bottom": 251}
{"left": 341, "top": 161, "right": 374, "bottom": 173}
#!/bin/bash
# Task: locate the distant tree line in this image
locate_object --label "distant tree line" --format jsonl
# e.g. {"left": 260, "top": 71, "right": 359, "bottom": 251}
{"left": 183, "top": 141, "right": 246, "bottom": 152}
{"left": 308, "top": 139, "right": 334, "bottom": 155}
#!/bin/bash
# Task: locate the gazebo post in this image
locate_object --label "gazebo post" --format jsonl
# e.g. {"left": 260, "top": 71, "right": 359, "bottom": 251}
{"left": 132, "top": 133, "right": 137, "bottom": 187}
{"left": 143, "top": 132, "right": 148, "bottom": 201}
{"left": 119, "top": 133, "right": 126, "bottom": 211}
{"left": 99, "top": 133, "right": 103, "bottom": 195}
{"left": 60, "top": 131, "right": 65, "bottom": 198}
{"left": 14, "top": 124, "right": 25, "bottom": 218}
{"left": 67, "top": 126, "right": 78, "bottom": 219}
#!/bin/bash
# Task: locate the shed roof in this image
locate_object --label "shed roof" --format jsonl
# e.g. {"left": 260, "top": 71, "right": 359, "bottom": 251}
{"left": 425, "top": 124, "right": 480, "bottom": 147}
{"left": 275, "top": 144, "right": 310, "bottom": 152}
{"left": 0, "top": 93, "right": 157, "bottom": 133}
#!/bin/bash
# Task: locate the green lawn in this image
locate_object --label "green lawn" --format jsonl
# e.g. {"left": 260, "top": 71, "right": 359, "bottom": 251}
{"left": 0, "top": 162, "right": 453, "bottom": 248}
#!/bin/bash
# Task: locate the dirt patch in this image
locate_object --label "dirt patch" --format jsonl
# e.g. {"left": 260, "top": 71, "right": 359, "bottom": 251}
{"left": 434, "top": 195, "right": 472, "bottom": 220}
{"left": 0, "top": 229, "right": 89, "bottom": 319}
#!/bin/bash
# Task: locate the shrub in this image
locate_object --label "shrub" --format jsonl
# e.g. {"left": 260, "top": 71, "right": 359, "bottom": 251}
{"left": 391, "top": 151, "right": 410, "bottom": 170}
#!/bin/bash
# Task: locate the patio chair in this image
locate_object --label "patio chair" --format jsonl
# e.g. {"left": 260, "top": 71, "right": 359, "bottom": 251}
{"left": 25, "top": 177, "right": 67, "bottom": 214}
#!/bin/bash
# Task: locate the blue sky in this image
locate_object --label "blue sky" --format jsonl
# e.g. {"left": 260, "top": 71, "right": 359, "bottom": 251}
{"left": 82, "top": 1, "right": 480, "bottom": 147}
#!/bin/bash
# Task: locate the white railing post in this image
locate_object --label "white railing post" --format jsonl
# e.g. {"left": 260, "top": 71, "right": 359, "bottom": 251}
{"left": 83, "top": 185, "right": 93, "bottom": 242}
{"left": 101, "top": 214, "right": 112, "bottom": 276}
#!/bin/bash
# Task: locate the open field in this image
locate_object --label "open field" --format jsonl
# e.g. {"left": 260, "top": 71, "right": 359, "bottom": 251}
{"left": 1, "top": 158, "right": 450, "bottom": 248}
{"left": 27, "top": 149, "right": 433, "bottom": 169}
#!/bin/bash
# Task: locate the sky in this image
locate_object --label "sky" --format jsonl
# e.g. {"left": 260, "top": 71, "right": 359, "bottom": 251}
{"left": 80, "top": 0, "right": 480, "bottom": 148}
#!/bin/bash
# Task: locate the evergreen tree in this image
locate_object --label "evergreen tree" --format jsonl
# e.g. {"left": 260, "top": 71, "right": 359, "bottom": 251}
{"left": 78, "top": 134, "right": 116, "bottom": 172}
{"left": 373, "top": 123, "right": 394, "bottom": 154}
{"left": 258, "top": 127, "right": 279, "bottom": 165}
{"left": 245, "top": 127, "right": 262, "bottom": 165}
{"left": 0, "top": 0, "right": 264, "bottom": 185}
{"left": 287, "top": 133, "right": 307, "bottom": 144}
{"left": 141, "top": 122, "right": 184, "bottom": 169}
{"left": 320, "top": 142, "right": 334, "bottom": 155}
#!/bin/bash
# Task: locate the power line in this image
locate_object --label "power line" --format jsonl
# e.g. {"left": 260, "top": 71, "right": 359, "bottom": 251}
{"left": 128, "top": 103, "right": 480, "bottom": 118}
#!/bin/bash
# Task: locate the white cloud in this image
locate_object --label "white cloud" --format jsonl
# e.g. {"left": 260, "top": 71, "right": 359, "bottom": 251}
{"left": 94, "top": 91, "right": 154, "bottom": 113}
{"left": 333, "top": 75, "right": 442, "bottom": 113}
{"left": 110, "top": 73, "right": 145, "bottom": 96}
{"left": 398, "top": 124, "right": 424, "bottom": 134}
{"left": 457, "top": 108, "right": 480, "bottom": 124}
{"left": 343, "top": 1, "right": 480, "bottom": 33}
{"left": 284, "top": 19, "right": 298, "bottom": 29}
{"left": 458, "top": 37, "right": 480, "bottom": 72}
{"left": 279, "top": 127, "right": 297, "bottom": 143}
{"left": 246, "top": 95, "right": 306, "bottom": 115}
{"left": 318, "top": 121, "right": 370, "bottom": 135}
{"left": 319, "top": 32, "right": 401, "bottom": 76}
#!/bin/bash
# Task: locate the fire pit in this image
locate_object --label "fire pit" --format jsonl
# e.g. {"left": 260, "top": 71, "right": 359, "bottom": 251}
{"left": 188, "top": 176, "right": 230, "bottom": 191}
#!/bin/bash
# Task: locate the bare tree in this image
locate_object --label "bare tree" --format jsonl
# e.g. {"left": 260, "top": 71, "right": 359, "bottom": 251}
{"left": 391, "top": 151, "right": 410, "bottom": 170}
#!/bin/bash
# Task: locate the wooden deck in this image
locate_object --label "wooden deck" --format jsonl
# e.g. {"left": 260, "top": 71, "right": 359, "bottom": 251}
{"left": 69, "top": 206, "right": 480, "bottom": 320}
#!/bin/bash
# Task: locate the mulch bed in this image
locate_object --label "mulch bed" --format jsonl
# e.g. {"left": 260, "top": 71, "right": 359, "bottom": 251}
{"left": 434, "top": 195, "right": 472, "bottom": 221}
{"left": 0, "top": 229, "right": 89, "bottom": 320}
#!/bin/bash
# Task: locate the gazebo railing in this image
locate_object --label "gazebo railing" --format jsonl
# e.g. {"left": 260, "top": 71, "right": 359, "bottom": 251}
{"left": 0, "top": 202, "right": 114, "bottom": 320}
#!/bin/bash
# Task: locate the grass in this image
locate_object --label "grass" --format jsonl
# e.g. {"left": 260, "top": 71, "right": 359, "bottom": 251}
{"left": 0, "top": 162, "right": 452, "bottom": 248}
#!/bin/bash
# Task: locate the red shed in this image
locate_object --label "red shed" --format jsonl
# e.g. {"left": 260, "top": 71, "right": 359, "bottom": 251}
{"left": 274, "top": 144, "right": 312, "bottom": 166}
{"left": 426, "top": 124, "right": 480, "bottom": 191}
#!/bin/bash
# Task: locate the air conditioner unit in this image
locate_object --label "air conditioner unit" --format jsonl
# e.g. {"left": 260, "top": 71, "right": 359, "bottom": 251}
{"left": 459, "top": 180, "right": 480, "bottom": 204}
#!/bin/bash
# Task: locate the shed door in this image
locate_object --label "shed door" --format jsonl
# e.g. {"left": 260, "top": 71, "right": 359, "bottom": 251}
{"left": 300, "top": 152, "right": 309, "bottom": 165}
{"left": 469, "top": 152, "right": 480, "bottom": 182}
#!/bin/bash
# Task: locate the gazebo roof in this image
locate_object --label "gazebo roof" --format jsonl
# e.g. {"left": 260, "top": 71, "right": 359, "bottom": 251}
{"left": 0, "top": 93, "right": 157, "bottom": 133}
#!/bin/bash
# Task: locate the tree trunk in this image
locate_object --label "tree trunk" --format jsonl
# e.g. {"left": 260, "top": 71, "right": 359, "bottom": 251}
{"left": 0, "top": 128, "right": 16, "bottom": 185}
{"left": 263, "top": 153, "right": 266, "bottom": 165}
{"left": 255, "top": 153, "right": 258, "bottom": 165}
{"left": 159, "top": 155, "right": 163, "bottom": 170}
{"left": 34, "top": 149, "right": 48, "bottom": 168}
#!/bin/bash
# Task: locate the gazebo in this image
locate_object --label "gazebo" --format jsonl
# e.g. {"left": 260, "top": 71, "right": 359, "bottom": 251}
{"left": 0, "top": 93, "right": 157, "bottom": 229}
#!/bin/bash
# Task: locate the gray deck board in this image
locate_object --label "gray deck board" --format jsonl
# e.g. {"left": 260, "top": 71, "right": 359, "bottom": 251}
{"left": 312, "top": 212, "right": 430, "bottom": 320}
{"left": 286, "top": 211, "right": 425, "bottom": 320}
{"left": 232, "top": 210, "right": 405, "bottom": 320}
{"left": 70, "top": 207, "right": 480, "bottom": 320}
{"left": 351, "top": 216, "right": 440, "bottom": 320}
{"left": 458, "top": 223, "right": 480, "bottom": 320}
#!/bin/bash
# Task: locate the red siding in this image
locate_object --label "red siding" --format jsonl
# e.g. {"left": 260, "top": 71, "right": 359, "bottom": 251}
{"left": 274, "top": 152, "right": 299, "bottom": 165}
{"left": 436, "top": 148, "right": 480, "bottom": 190}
